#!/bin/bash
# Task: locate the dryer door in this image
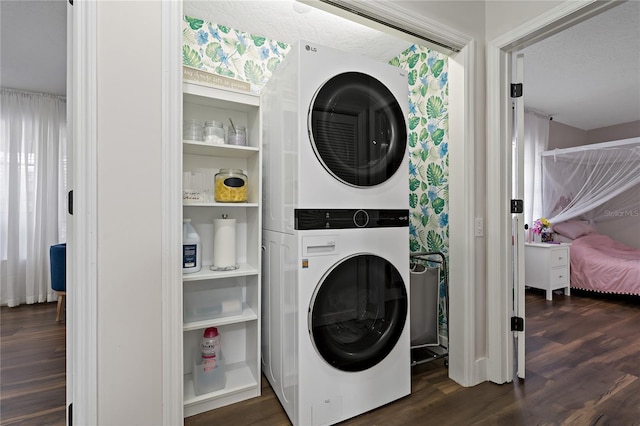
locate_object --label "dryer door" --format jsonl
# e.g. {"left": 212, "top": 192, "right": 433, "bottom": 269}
{"left": 309, "top": 72, "right": 407, "bottom": 187}
{"left": 309, "top": 254, "right": 408, "bottom": 372}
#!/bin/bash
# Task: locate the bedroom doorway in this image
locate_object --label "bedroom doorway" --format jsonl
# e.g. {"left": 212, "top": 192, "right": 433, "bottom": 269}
{"left": 486, "top": 0, "right": 628, "bottom": 384}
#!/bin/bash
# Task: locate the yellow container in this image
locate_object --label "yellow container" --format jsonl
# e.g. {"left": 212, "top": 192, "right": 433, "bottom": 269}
{"left": 214, "top": 169, "right": 247, "bottom": 202}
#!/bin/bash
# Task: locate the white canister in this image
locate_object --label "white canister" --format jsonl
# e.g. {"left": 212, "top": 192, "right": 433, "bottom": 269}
{"left": 212, "top": 214, "right": 238, "bottom": 271}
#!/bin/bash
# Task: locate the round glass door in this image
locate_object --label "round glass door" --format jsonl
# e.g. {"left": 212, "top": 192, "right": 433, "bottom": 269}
{"left": 309, "top": 72, "right": 407, "bottom": 187}
{"left": 309, "top": 254, "right": 408, "bottom": 372}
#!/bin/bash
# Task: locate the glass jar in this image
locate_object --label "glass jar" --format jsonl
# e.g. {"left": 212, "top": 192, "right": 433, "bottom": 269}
{"left": 215, "top": 169, "right": 248, "bottom": 202}
{"left": 204, "top": 121, "right": 225, "bottom": 145}
{"left": 227, "top": 126, "right": 247, "bottom": 146}
{"left": 183, "top": 119, "right": 203, "bottom": 141}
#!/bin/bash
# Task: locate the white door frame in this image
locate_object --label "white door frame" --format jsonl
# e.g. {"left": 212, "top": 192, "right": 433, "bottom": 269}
{"left": 73, "top": 1, "right": 480, "bottom": 423}
{"left": 69, "top": 0, "right": 98, "bottom": 423}
{"left": 486, "top": 0, "right": 621, "bottom": 383}
{"left": 513, "top": 52, "right": 526, "bottom": 380}
{"left": 160, "top": 3, "right": 478, "bottom": 422}
{"left": 161, "top": 1, "right": 185, "bottom": 423}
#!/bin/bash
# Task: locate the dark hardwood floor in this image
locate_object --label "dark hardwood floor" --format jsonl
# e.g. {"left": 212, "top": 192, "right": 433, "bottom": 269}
{"left": 0, "top": 302, "right": 66, "bottom": 426}
{"left": 2, "top": 290, "right": 638, "bottom": 425}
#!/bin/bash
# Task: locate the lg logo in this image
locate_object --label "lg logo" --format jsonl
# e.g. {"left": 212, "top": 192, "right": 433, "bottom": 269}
{"left": 305, "top": 44, "right": 317, "bottom": 52}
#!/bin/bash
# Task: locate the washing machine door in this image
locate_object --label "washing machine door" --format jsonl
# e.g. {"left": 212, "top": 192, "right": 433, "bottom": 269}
{"left": 309, "top": 254, "right": 408, "bottom": 372}
{"left": 309, "top": 72, "right": 407, "bottom": 187}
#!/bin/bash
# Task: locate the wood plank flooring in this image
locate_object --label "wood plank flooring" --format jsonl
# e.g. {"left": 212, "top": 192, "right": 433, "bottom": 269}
{"left": 1, "top": 290, "right": 638, "bottom": 425}
{"left": 0, "top": 302, "right": 66, "bottom": 426}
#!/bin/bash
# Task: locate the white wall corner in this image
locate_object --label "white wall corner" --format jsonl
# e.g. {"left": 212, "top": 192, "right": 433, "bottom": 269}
{"left": 448, "top": 40, "right": 482, "bottom": 387}
{"left": 485, "top": 42, "right": 513, "bottom": 384}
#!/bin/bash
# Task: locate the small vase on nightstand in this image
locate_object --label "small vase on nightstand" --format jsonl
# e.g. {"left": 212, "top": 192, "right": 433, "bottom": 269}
{"left": 541, "top": 231, "right": 553, "bottom": 243}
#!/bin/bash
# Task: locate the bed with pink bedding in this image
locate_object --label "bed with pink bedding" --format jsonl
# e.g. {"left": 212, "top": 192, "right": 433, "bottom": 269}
{"left": 552, "top": 220, "right": 640, "bottom": 295}
{"left": 568, "top": 233, "right": 640, "bottom": 296}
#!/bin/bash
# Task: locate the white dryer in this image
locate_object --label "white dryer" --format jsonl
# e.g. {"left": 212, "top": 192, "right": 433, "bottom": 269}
{"left": 262, "top": 40, "right": 409, "bottom": 234}
{"left": 262, "top": 209, "right": 410, "bottom": 426}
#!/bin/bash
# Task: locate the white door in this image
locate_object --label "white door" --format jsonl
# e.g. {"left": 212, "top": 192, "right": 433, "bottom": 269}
{"left": 511, "top": 53, "right": 526, "bottom": 379}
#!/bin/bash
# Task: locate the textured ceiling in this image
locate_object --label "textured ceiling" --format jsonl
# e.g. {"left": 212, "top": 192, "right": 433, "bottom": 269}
{"left": 2, "top": 1, "right": 639, "bottom": 132}
{"left": 521, "top": 0, "right": 640, "bottom": 130}
{"left": 183, "top": 0, "right": 412, "bottom": 63}
{"left": 0, "top": 0, "right": 67, "bottom": 96}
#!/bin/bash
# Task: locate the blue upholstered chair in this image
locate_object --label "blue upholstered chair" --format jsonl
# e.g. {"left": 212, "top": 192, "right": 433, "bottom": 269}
{"left": 50, "top": 243, "right": 66, "bottom": 322}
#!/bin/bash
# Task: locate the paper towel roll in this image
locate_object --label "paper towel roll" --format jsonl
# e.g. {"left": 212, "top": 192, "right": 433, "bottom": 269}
{"left": 213, "top": 216, "right": 237, "bottom": 269}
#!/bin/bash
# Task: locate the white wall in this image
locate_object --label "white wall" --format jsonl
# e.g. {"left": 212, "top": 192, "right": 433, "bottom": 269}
{"left": 485, "top": 1, "right": 565, "bottom": 42}
{"left": 96, "top": 1, "right": 163, "bottom": 423}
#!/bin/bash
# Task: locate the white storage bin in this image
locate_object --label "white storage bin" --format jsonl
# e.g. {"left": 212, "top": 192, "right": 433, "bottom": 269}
{"left": 193, "top": 354, "right": 226, "bottom": 396}
{"left": 184, "top": 284, "right": 243, "bottom": 323}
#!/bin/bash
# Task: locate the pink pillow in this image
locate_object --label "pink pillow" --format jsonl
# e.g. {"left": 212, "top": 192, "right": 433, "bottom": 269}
{"left": 552, "top": 220, "right": 596, "bottom": 239}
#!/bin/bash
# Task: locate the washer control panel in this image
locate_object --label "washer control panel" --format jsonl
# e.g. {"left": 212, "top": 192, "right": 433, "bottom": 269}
{"left": 295, "top": 209, "right": 409, "bottom": 230}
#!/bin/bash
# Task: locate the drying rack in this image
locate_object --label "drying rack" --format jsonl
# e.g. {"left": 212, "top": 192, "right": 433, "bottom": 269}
{"left": 409, "top": 251, "right": 449, "bottom": 367}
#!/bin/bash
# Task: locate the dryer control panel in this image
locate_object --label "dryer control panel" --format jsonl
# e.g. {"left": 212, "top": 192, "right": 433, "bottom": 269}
{"left": 295, "top": 209, "right": 409, "bottom": 230}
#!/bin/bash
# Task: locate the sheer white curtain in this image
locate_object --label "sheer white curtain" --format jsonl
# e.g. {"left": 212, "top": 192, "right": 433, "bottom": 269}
{"left": 541, "top": 138, "right": 640, "bottom": 225}
{"left": 1, "top": 89, "right": 67, "bottom": 307}
{"left": 523, "top": 109, "right": 550, "bottom": 227}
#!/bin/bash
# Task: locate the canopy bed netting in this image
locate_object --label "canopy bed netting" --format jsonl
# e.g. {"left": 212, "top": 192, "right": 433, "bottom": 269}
{"left": 540, "top": 137, "right": 640, "bottom": 296}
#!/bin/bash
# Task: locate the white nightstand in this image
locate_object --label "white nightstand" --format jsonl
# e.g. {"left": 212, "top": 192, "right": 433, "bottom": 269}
{"left": 524, "top": 243, "right": 571, "bottom": 301}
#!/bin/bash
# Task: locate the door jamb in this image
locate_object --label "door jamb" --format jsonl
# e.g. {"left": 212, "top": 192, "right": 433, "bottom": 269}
{"left": 70, "top": 0, "right": 98, "bottom": 422}
{"left": 161, "top": 1, "right": 185, "bottom": 423}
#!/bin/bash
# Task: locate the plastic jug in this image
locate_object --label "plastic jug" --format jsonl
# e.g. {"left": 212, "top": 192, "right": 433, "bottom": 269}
{"left": 183, "top": 218, "right": 201, "bottom": 273}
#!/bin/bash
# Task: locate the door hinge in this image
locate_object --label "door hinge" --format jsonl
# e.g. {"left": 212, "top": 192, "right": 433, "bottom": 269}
{"left": 511, "top": 316, "right": 524, "bottom": 331}
{"left": 511, "top": 83, "right": 523, "bottom": 98}
{"left": 511, "top": 199, "right": 523, "bottom": 214}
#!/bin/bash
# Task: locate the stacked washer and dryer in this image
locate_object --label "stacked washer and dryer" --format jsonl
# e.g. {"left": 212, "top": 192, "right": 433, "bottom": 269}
{"left": 261, "top": 41, "right": 410, "bottom": 426}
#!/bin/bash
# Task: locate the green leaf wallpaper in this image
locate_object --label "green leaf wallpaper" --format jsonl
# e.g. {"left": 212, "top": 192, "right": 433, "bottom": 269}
{"left": 182, "top": 16, "right": 291, "bottom": 92}
{"left": 392, "top": 46, "right": 449, "bottom": 336}
{"left": 182, "top": 16, "right": 449, "bottom": 339}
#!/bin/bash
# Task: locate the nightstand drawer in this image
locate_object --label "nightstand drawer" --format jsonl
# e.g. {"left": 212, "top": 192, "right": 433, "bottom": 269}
{"left": 550, "top": 266, "right": 569, "bottom": 286}
{"left": 549, "top": 248, "right": 569, "bottom": 267}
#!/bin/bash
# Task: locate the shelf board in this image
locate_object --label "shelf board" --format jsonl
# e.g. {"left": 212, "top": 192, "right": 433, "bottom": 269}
{"left": 182, "top": 263, "right": 259, "bottom": 282}
{"left": 183, "top": 201, "right": 259, "bottom": 208}
{"left": 183, "top": 82, "right": 259, "bottom": 108}
{"left": 183, "top": 303, "right": 257, "bottom": 331}
{"left": 183, "top": 140, "right": 259, "bottom": 158}
{"left": 183, "top": 361, "right": 259, "bottom": 407}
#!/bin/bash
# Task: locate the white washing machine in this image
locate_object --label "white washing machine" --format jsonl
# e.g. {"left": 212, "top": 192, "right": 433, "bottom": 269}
{"left": 262, "top": 40, "right": 409, "bottom": 234}
{"left": 262, "top": 209, "right": 410, "bottom": 426}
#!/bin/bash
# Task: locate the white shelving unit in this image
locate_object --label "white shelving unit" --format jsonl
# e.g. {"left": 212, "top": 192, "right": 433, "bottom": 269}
{"left": 181, "top": 81, "right": 261, "bottom": 417}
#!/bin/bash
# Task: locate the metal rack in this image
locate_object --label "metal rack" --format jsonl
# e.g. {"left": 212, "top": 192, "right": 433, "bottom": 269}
{"left": 409, "top": 251, "right": 449, "bottom": 367}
